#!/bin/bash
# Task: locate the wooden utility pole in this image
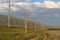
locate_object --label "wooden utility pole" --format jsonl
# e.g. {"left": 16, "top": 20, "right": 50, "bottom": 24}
{"left": 8, "top": 0, "right": 10, "bottom": 27}
{"left": 24, "top": 13, "right": 28, "bottom": 34}
{"left": 24, "top": 0, "right": 33, "bottom": 34}
{"left": 24, "top": 0, "right": 30, "bottom": 34}
{"left": 23, "top": 2, "right": 28, "bottom": 34}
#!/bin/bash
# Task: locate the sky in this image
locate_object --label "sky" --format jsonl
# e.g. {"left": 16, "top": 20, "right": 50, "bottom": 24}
{"left": 0, "top": 0, "right": 60, "bottom": 3}
{"left": 54, "top": 0, "right": 60, "bottom": 2}
{"left": 30, "top": 0, "right": 60, "bottom": 2}
{"left": 0, "top": 0, "right": 60, "bottom": 27}
{"left": 30, "top": 0, "right": 44, "bottom": 2}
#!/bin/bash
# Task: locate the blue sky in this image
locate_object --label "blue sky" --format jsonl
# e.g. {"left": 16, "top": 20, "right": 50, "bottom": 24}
{"left": 0, "top": 0, "right": 60, "bottom": 3}
{"left": 55, "top": 0, "right": 60, "bottom": 2}
{"left": 31, "top": 0, "right": 60, "bottom": 2}
{"left": 30, "top": 0, "right": 44, "bottom": 2}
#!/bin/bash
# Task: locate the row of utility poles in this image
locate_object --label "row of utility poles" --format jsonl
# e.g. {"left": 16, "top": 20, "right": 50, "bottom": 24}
{"left": 8, "top": 0, "right": 29, "bottom": 34}
{"left": 8, "top": 0, "right": 38, "bottom": 34}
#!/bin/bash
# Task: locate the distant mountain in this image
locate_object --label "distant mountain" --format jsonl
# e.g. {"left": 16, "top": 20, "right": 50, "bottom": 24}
{"left": 0, "top": 14, "right": 42, "bottom": 28}
{"left": 0, "top": 14, "right": 24, "bottom": 27}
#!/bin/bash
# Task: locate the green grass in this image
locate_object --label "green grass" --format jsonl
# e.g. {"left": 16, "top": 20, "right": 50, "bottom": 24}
{"left": 0, "top": 26, "right": 60, "bottom": 40}
{"left": 0, "top": 26, "right": 36, "bottom": 40}
{"left": 0, "top": 27, "right": 25, "bottom": 40}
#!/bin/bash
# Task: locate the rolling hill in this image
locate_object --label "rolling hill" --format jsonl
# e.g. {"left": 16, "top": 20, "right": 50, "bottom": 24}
{"left": 0, "top": 14, "right": 24, "bottom": 27}
{"left": 0, "top": 14, "right": 42, "bottom": 28}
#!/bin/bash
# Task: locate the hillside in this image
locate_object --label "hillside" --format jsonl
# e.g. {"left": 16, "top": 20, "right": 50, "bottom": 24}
{"left": 0, "top": 14, "right": 42, "bottom": 28}
{"left": 0, "top": 14, "right": 23, "bottom": 27}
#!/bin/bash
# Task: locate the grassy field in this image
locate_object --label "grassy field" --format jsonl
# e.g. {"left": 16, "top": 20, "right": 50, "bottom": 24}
{"left": 0, "top": 26, "right": 60, "bottom": 40}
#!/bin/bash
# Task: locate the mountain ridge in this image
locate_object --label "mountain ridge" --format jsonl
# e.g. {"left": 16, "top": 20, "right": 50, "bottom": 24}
{"left": 0, "top": 14, "right": 42, "bottom": 28}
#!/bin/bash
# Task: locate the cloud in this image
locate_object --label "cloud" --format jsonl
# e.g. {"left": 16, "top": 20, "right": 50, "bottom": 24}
{"left": 32, "top": 1, "right": 60, "bottom": 8}
{"left": 0, "top": 0, "right": 30, "bottom": 2}
{"left": 10, "top": 7, "right": 18, "bottom": 11}
{"left": 44, "top": 1, "right": 59, "bottom": 8}
{"left": 0, "top": 2, "right": 21, "bottom": 12}
{"left": 0, "top": 1, "right": 60, "bottom": 12}
{"left": 0, "top": 3, "right": 8, "bottom": 12}
{"left": 9, "top": 1, "right": 60, "bottom": 9}
{"left": 15, "top": 2, "right": 30, "bottom": 7}
{"left": 56, "top": 2, "right": 60, "bottom": 7}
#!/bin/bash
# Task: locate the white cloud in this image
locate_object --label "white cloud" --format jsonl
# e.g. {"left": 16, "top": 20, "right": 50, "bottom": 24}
{"left": 15, "top": 2, "right": 32, "bottom": 10}
{"left": 56, "top": 2, "right": 60, "bottom": 7}
{"left": 44, "top": 1, "right": 58, "bottom": 8}
{"left": 0, "top": 3, "right": 8, "bottom": 8}
{"left": 31, "top": 1, "right": 60, "bottom": 8}
{"left": 10, "top": 6, "right": 18, "bottom": 11}
{"left": 15, "top": 2, "right": 24, "bottom": 6}
{"left": 0, "top": 2, "right": 19, "bottom": 12}
{"left": 0, "top": 3, "right": 8, "bottom": 12}
{"left": 33, "top": 2, "right": 41, "bottom": 7}
{"left": 0, "top": 1, "right": 60, "bottom": 12}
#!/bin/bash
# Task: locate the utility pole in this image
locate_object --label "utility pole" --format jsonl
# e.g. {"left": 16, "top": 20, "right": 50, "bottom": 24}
{"left": 24, "top": 0, "right": 30, "bottom": 34}
{"left": 24, "top": 0, "right": 33, "bottom": 34}
{"left": 24, "top": 11, "right": 30, "bottom": 34}
{"left": 8, "top": 0, "right": 10, "bottom": 27}
{"left": 24, "top": 12, "right": 28, "bottom": 34}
